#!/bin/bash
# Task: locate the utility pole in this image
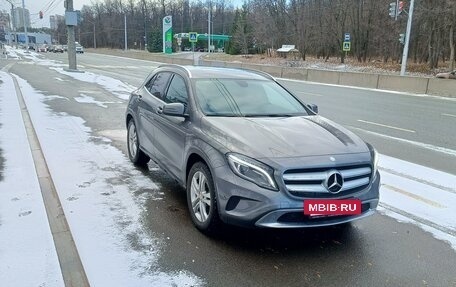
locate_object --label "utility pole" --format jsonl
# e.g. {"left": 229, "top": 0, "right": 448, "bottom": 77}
{"left": 395, "top": 0, "right": 399, "bottom": 21}
{"left": 124, "top": 14, "right": 127, "bottom": 51}
{"left": 207, "top": 4, "right": 211, "bottom": 53}
{"left": 65, "top": 0, "right": 77, "bottom": 71}
{"left": 93, "top": 22, "right": 96, "bottom": 48}
{"left": 21, "top": 0, "right": 28, "bottom": 49}
{"left": 400, "top": 0, "right": 415, "bottom": 76}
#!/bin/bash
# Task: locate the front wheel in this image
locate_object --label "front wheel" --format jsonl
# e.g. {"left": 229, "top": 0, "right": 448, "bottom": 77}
{"left": 187, "top": 162, "right": 221, "bottom": 234}
{"left": 127, "top": 120, "right": 149, "bottom": 166}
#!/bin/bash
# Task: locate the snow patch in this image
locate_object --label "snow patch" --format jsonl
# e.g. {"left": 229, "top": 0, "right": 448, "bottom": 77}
{"left": 12, "top": 74, "right": 203, "bottom": 286}
{"left": 50, "top": 67, "right": 135, "bottom": 100}
{"left": 379, "top": 154, "right": 456, "bottom": 250}
{"left": 74, "top": 93, "right": 119, "bottom": 108}
{"left": 0, "top": 71, "right": 64, "bottom": 286}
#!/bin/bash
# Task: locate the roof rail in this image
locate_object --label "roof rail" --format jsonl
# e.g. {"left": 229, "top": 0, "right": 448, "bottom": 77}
{"left": 157, "top": 64, "right": 191, "bottom": 77}
{"left": 235, "top": 67, "right": 275, "bottom": 80}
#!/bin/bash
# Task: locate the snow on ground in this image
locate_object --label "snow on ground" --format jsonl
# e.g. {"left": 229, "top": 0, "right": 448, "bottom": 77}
{"left": 378, "top": 154, "right": 456, "bottom": 250}
{"left": 49, "top": 67, "right": 135, "bottom": 100}
{"left": 3, "top": 45, "right": 66, "bottom": 67}
{"left": 0, "top": 71, "right": 64, "bottom": 286}
{"left": 4, "top": 46, "right": 135, "bottom": 102}
{"left": 74, "top": 93, "right": 119, "bottom": 108}
{"left": 12, "top": 74, "right": 203, "bottom": 286}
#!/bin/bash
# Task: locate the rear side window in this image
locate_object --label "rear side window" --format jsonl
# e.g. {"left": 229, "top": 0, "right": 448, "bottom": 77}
{"left": 145, "top": 72, "right": 171, "bottom": 99}
{"left": 164, "top": 75, "right": 189, "bottom": 108}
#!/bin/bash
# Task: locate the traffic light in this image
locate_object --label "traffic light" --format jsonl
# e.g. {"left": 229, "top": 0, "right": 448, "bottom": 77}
{"left": 39, "top": 11, "right": 43, "bottom": 19}
{"left": 389, "top": 2, "right": 397, "bottom": 18}
{"left": 399, "top": 33, "right": 405, "bottom": 44}
{"left": 398, "top": 1, "right": 404, "bottom": 15}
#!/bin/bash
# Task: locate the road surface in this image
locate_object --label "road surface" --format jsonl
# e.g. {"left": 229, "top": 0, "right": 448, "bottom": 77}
{"left": 1, "top": 50, "right": 455, "bottom": 287}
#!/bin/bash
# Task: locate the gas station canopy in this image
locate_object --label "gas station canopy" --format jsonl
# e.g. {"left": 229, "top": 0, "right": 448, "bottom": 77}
{"left": 174, "top": 33, "right": 231, "bottom": 42}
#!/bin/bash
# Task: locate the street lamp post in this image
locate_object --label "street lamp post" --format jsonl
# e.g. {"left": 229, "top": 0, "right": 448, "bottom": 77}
{"left": 21, "top": 0, "right": 28, "bottom": 49}
{"left": 84, "top": 17, "right": 97, "bottom": 48}
{"left": 5, "top": 0, "right": 16, "bottom": 46}
{"left": 207, "top": 5, "right": 211, "bottom": 53}
{"left": 93, "top": 21, "right": 96, "bottom": 48}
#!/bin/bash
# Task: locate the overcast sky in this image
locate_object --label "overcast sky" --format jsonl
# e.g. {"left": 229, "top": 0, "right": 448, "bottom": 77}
{"left": 0, "top": 0, "right": 94, "bottom": 27}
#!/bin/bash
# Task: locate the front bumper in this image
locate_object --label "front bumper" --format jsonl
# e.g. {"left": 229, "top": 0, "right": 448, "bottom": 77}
{"left": 213, "top": 163, "right": 380, "bottom": 228}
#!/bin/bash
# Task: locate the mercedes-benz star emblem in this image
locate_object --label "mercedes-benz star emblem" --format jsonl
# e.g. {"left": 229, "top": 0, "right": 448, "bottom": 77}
{"left": 325, "top": 171, "right": 344, "bottom": 193}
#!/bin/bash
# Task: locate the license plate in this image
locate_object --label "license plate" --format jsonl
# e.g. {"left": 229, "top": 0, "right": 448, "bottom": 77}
{"left": 303, "top": 199, "right": 361, "bottom": 216}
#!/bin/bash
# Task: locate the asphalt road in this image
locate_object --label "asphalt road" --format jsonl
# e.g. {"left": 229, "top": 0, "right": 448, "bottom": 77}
{"left": 3, "top": 52, "right": 456, "bottom": 286}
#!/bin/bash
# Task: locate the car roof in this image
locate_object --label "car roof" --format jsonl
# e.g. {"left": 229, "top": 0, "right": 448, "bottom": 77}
{"left": 158, "top": 65, "right": 273, "bottom": 80}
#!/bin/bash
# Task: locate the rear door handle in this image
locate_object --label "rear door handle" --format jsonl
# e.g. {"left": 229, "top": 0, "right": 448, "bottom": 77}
{"left": 156, "top": 106, "right": 163, "bottom": 114}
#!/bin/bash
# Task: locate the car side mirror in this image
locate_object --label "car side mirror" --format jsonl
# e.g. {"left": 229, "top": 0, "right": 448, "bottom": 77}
{"left": 307, "top": 103, "right": 318, "bottom": 114}
{"left": 162, "top": 103, "right": 186, "bottom": 117}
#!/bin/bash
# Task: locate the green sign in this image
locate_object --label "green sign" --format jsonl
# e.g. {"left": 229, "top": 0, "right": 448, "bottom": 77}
{"left": 189, "top": 32, "right": 198, "bottom": 43}
{"left": 163, "top": 16, "right": 173, "bottom": 54}
{"left": 343, "top": 41, "right": 351, "bottom": 52}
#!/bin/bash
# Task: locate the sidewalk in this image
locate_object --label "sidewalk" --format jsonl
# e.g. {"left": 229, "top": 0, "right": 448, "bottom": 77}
{"left": 0, "top": 70, "right": 64, "bottom": 286}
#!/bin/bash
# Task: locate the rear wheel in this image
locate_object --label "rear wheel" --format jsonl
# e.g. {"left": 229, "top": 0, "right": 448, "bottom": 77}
{"left": 127, "top": 120, "right": 149, "bottom": 166}
{"left": 187, "top": 162, "right": 221, "bottom": 234}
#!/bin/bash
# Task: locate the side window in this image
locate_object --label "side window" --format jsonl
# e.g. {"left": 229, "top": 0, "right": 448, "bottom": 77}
{"left": 164, "top": 75, "right": 189, "bottom": 108}
{"left": 146, "top": 72, "right": 171, "bottom": 99}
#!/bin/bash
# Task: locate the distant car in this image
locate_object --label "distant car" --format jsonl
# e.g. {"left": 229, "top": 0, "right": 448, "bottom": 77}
{"left": 76, "top": 45, "right": 84, "bottom": 54}
{"left": 28, "top": 45, "right": 35, "bottom": 50}
{"left": 48, "top": 45, "right": 55, "bottom": 52}
{"left": 54, "top": 45, "right": 64, "bottom": 53}
{"left": 63, "top": 45, "right": 68, "bottom": 51}
{"left": 184, "top": 47, "right": 192, "bottom": 51}
{"left": 436, "top": 70, "right": 456, "bottom": 80}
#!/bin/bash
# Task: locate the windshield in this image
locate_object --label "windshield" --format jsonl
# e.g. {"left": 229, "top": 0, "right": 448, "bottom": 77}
{"left": 194, "top": 79, "right": 308, "bottom": 117}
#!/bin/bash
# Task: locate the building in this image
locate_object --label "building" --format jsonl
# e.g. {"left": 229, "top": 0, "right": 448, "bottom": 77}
{"left": 11, "top": 7, "right": 30, "bottom": 29}
{"left": 5, "top": 32, "right": 51, "bottom": 45}
{"left": 0, "top": 11, "right": 10, "bottom": 42}
{"left": 50, "top": 14, "right": 64, "bottom": 30}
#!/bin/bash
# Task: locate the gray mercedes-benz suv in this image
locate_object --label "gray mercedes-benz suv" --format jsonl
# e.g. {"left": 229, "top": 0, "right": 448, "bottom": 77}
{"left": 125, "top": 65, "right": 380, "bottom": 234}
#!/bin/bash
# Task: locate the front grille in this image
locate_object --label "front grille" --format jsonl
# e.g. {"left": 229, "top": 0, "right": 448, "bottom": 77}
{"left": 283, "top": 164, "right": 372, "bottom": 198}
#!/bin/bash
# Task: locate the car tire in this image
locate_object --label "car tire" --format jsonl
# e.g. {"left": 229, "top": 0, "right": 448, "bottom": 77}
{"left": 127, "top": 119, "right": 149, "bottom": 166}
{"left": 187, "top": 162, "right": 221, "bottom": 235}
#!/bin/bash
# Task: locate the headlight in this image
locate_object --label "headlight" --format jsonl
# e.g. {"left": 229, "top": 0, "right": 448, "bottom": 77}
{"left": 368, "top": 144, "right": 378, "bottom": 178}
{"left": 227, "top": 153, "right": 278, "bottom": 190}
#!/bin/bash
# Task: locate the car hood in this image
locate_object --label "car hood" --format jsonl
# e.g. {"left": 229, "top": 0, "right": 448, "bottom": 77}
{"left": 201, "top": 115, "right": 369, "bottom": 158}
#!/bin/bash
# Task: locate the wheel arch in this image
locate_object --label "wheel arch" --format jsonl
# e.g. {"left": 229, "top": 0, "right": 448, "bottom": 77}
{"left": 186, "top": 152, "right": 209, "bottom": 185}
{"left": 126, "top": 113, "right": 134, "bottom": 128}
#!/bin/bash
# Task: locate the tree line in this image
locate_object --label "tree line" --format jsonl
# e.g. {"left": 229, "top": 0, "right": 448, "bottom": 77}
{"left": 69, "top": 0, "right": 454, "bottom": 70}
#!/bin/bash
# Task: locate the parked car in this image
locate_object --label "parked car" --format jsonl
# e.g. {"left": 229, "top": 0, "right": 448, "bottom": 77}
{"left": 125, "top": 65, "right": 380, "bottom": 234}
{"left": 63, "top": 45, "right": 68, "bottom": 51}
{"left": 38, "top": 45, "right": 47, "bottom": 52}
{"left": 47, "top": 45, "right": 55, "bottom": 52}
{"left": 436, "top": 70, "right": 456, "bottom": 79}
{"left": 76, "top": 45, "right": 84, "bottom": 54}
{"left": 53, "top": 45, "right": 64, "bottom": 53}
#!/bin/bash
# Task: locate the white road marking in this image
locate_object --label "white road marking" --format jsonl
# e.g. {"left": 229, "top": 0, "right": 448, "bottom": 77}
{"left": 442, "top": 113, "right": 456, "bottom": 118}
{"left": 378, "top": 154, "right": 456, "bottom": 248}
{"left": 349, "top": 126, "right": 456, "bottom": 157}
{"left": 357, "top": 119, "right": 416, "bottom": 133}
{"left": 382, "top": 184, "right": 446, "bottom": 208}
{"left": 295, "top": 91, "right": 323, "bottom": 97}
